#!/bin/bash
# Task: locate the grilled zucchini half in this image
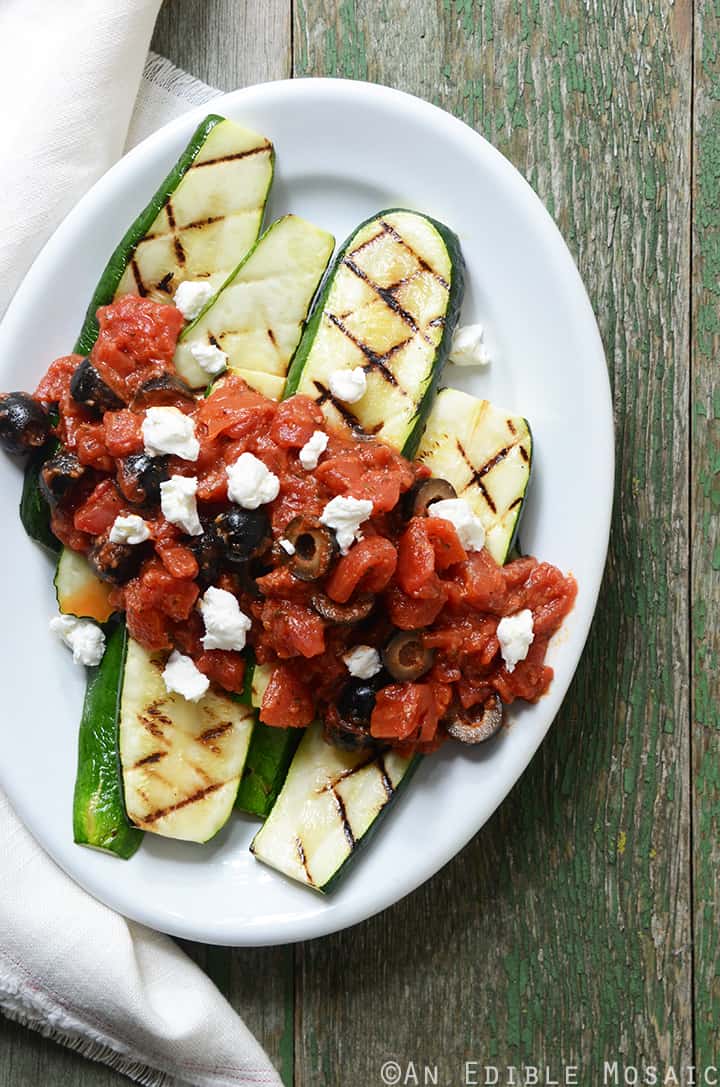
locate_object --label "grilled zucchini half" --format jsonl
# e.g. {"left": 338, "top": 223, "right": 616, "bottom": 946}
{"left": 235, "top": 663, "right": 302, "bottom": 818}
{"left": 285, "top": 208, "right": 465, "bottom": 456}
{"left": 251, "top": 723, "right": 418, "bottom": 891}
{"left": 77, "top": 114, "right": 274, "bottom": 353}
{"left": 174, "top": 215, "right": 335, "bottom": 391}
{"left": 119, "top": 639, "right": 254, "bottom": 842}
{"left": 55, "top": 548, "right": 114, "bottom": 623}
{"left": 417, "top": 388, "right": 533, "bottom": 565}
{"left": 73, "top": 624, "right": 143, "bottom": 858}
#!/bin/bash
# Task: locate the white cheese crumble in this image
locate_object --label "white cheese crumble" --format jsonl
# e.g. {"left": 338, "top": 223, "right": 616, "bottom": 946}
{"left": 160, "top": 475, "right": 202, "bottom": 536}
{"left": 328, "top": 366, "right": 367, "bottom": 404}
{"left": 109, "top": 513, "right": 151, "bottom": 546}
{"left": 49, "top": 615, "right": 105, "bottom": 667}
{"left": 199, "top": 586, "right": 252, "bottom": 652}
{"left": 226, "top": 452, "right": 280, "bottom": 509}
{"left": 320, "top": 495, "right": 373, "bottom": 555}
{"left": 142, "top": 406, "right": 199, "bottom": 461}
{"left": 344, "top": 645, "right": 382, "bottom": 679}
{"left": 299, "top": 429, "right": 329, "bottom": 470}
{"left": 428, "top": 497, "right": 486, "bottom": 552}
{"left": 449, "top": 323, "right": 491, "bottom": 367}
{"left": 189, "top": 341, "right": 228, "bottom": 377}
{"left": 162, "top": 650, "right": 209, "bottom": 702}
{"left": 279, "top": 538, "right": 295, "bottom": 555}
{"left": 496, "top": 609, "right": 535, "bottom": 673}
{"left": 174, "top": 280, "right": 214, "bottom": 321}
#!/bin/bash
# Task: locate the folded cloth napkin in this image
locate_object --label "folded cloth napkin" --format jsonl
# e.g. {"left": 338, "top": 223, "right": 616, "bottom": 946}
{"left": 0, "top": 5, "right": 282, "bottom": 1086}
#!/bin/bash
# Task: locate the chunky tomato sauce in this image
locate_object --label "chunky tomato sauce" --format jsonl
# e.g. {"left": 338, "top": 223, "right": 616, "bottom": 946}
{"left": 32, "top": 294, "right": 576, "bottom": 754}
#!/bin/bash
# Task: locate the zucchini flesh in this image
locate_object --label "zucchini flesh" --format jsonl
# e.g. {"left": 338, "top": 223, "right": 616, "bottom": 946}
{"left": 73, "top": 624, "right": 143, "bottom": 858}
{"left": 55, "top": 548, "right": 114, "bottom": 623}
{"left": 250, "top": 722, "right": 416, "bottom": 891}
{"left": 173, "top": 215, "right": 335, "bottom": 390}
{"left": 119, "top": 639, "right": 254, "bottom": 842}
{"left": 79, "top": 115, "right": 273, "bottom": 352}
{"left": 285, "top": 209, "right": 465, "bottom": 456}
{"left": 416, "top": 388, "right": 532, "bottom": 565}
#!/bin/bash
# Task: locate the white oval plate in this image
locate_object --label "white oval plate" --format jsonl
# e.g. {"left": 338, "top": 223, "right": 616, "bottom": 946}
{"left": 0, "top": 79, "right": 612, "bottom": 946}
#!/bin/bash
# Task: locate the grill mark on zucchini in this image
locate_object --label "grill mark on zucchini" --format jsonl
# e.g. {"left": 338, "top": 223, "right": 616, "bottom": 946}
{"left": 134, "top": 751, "right": 167, "bottom": 768}
{"left": 198, "top": 722, "right": 234, "bottom": 752}
{"left": 476, "top": 445, "right": 512, "bottom": 480}
{"left": 312, "top": 381, "right": 378, "bottom": 437}
{"left": 330, "top": 787, "right": 356, "bottom": 850}
{"left": 379, "top": 218, "right": 451, "bottom": 289}
{"left": 139, "top": 781, "right": 226, "bottom": 825}
{"left": 376, "top": 755, "right": 395, "bottom": 801}
{"left": 192, "top": 143, "right": 272, "bottom": 168}
{"left": 347, "top": 225, "right": 389, "bottom": 258}
{"left": 456, "top": 438, "right": 498, "bottom": 514}
{"left": 130, "top": 258, "right": 148, "bottom": 297}
{"left": 508, "top": 495, "right": 523, "bottom": 510}
{"left": 295, "top": 837, "right": 315, "bottom": 885}
{"left": 343, "top": 258, "right": 434, "bottom": 346}
{"left": 156, "top": 271, "right": 174, "bottom": 294}
{"left": 507, "top": 418, "right": 517, "bottom": 436}
{"left": 519, "top": 444, "right": 530, "bottom": 463}
{"left": 325, "top": 313, "right": 405, "bottom": 390}
{"left": 165, "top": 201, "right": 187, "bottom": 267}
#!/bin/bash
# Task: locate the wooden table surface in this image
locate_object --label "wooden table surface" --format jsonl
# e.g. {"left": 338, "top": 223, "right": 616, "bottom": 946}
{"left": 2, "top": 1, "right": 717, "bottom": 1084}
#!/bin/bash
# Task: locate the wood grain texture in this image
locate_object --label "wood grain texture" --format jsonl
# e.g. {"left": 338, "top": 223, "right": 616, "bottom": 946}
{"left": 692, "top": 0, "right": 720, "bottom": 1069}
{"left": 293, "top": 2, "right": 694, "bottom": 1083}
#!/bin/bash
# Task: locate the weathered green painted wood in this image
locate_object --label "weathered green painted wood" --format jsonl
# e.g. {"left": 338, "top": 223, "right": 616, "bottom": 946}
{"left": 293, "top": 3, "right": 693, "bottom": 1084}
{"left": 692, "top": 0, "right": 720, "bottom": 1069}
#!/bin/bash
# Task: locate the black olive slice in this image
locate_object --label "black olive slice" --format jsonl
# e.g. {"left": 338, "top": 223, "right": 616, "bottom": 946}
{"left": 382, "top": 630, "right": 434, "bottom": 682}
{"left": 38, "top": 451, "right": 86, "bottom": 507}
{"left": 214, "top": 507, "right": 271, "bottom": 563}
{"left": 404, "top": 477, "right": 458, "bottom": 519}
{"left": 117, "top": 452, "right": 170, "bottom": 505}
{"left": 69, "top": 358, "right": 124, "bottom": 414}
{"left": 311, "top": 592, "right": 375, "bottom": 624}
{"left": 323, "top": 702, "right": 380, "bottom": 752}
{"left": 445, "top": 693, "right": 503, "bottom": 744}
{"left": 88, "top": 535, "right": 147, "bottom": 585}
{"left": 0, "top": 393, "right": 52, "bottom": 455}
{"left": 284, "top": 516, "right": 336, "bottom": 582}
{"left": 130, "top": 373, "right": 197, "bottom": 412}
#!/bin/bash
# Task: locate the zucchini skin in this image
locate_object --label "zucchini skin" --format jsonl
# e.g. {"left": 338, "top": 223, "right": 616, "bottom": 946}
{"left": 74, "top": 114, "right": 228, "bottom": 357}
{"left": 19, "top": 447, "right": 59, "bottom": 552}
{"left": 283, "top": 207, "right": 466, "bottom": 458}
{"left": 72, "top": 623, "right": 143, "bottom": 859}
{"left": 235, "top": 725, "right": 302, "bottom": 818}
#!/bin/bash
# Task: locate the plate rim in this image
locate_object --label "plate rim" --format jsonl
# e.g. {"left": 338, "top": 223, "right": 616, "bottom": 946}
{"left": 0, "top": 77, "right": 614, "bottom": 946}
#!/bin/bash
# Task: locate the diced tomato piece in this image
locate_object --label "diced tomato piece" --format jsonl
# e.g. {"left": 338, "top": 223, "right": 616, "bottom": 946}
{"left": 461, "top": 549, "right": 507, "bottom": 613}
{"left": 34, "top": 355, "right": 81, "bottom": 404}
{"left": 139, "top": 559, "right": 199, "bottom": 620}
{"left": 316, "top": 442, "right": 415, "bottom": 512}
{"left": 396, "top": 518, "right": 437, "bottom": 596}
{"left": 325, "top": 537, "right": 398, "bottom": 603}
{"left": 197, "top": 374, "right": 275, "bottom": 441}
{"left": 260, "top": 664, "right": 315, "bottom": 728}
{"left": 259, "top": 601, "right": 325, "bottom": 658}
{"left": 370, "top": 683, "right": 439, "bottom": 744}
{"left": 75, "top": 423, "right": 114, "bottom": 471}
{"left": 385, "top": 582, "right": 447, "bottom": 629}
{"left": 50, "top": 506, "right": 91, "bottom": 552}
{"left": 91, "top": 295, "right": 184, "bottom": 399}
{"left": 424, "top": 516, "right": 466, "bottom": 570}
{"left": 255, "top": 567, "right": 314, "bottom": 603}
{"left": 270, "top": 395, "right": 324, "bottom": 448}
{"left": 103, "top": 410, "right": 144, "bottom": 457}
{"left": 124, "top": 578, "right": 172, "bottom": 650}
{"left": 73, "top": 480, "right": 124, "bottom": 536}
{"left": 156, "top": 541, "right": 199, "bottom": 580}
{"left": 195, "top": 650, "right": 246, "bottom": 693}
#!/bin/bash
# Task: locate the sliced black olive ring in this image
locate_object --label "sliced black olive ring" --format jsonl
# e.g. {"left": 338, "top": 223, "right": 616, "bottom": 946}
{"left": 38, "top": 451, "right": 87, "bottom": 507}
{"left": 283, "top": 516, "right": 336, "bottom": 581}
{"left": 88, "top": 534, "right": 147, "bottom": 585}
{"left": 130, "top": 373, "right": 197, "bottom": 412}
{"left": 117, "top": 452, "right": 169, "bottom": 505}
{"left": 0, "top": 393, "right": 52, "bottom": 455}
{"left": 445, "top": 693, "right": 503, "bottom": 744}
{"left": 311, "top": 592, "right": 375, "bottom": 624}
{"left": 69, "top": 358, "right": 124, "bottom": 415}
{"left": 382, "top": 630, "right": 434, "bottom": 682}
{"left": 405, "top": 476, "right": 457, "bottom": 519}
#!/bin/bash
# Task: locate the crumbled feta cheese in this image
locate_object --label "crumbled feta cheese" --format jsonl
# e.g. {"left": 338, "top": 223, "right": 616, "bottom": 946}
{"left": 496, "top": 609, "right": 535, "bottom": 673}
{"left": 299, "top": 429, "right": 329, "bottom": 470}
{"left": 162, "top": 650, "right": 209, "bottom": 702}
{"left": 160, "top": 475, "right": 202, "bottom": 535}
{"left": 449, "top": 323, "right": 491, "bottom": 367}
{"left": 344, "top": 645, "right": 382, "bottom": 679}
{"left": 189, "top": 341, "right": 228, "bottom": 377}
{"left": 279, "top": 538, "right": 295, "bottom": 555}
{"left": 428, "top": 497, "right": 486, "bottom": 552}
{"left": 328, "top": 367, "right": 367, "bottom": 404}
{"left": 320, "top": 495, "right": 373, "bottom": 555}
{"left": 226, "top": 452, "right": 280, "bottom": 509}
{"left": 50, "top": 615, "right": 105, "bottom": 667}
{"left": 109, "top": 513, "right": 151, "bottom": 546}
{"left": 199, "top": 586, "right": 252, "bottom": 652}
{"left": 142, "top": 406, "right": 199, "bottom": 461}
{"left": 174, "top": 280, "right": 214, "bottom": 321}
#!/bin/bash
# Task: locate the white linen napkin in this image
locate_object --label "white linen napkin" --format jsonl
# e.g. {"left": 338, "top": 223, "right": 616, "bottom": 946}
{"left": 0, "top": 5, "right": 283, "bottom": 1086}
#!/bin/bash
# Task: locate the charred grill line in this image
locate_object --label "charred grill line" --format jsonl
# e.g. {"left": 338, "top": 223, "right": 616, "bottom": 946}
{"left": 198, "top": 722, "right": 233, "bottom": 745}
{"left": 326, "top": 313, "right": 405, "bottom": 390}
{"left": 139, "top": 716, "right": 169, "bottom": 743}
{"left": 313, "top": 381, "right": 373, "bottom": 438}
{"left": 165, "top": 201, "right": 186, "bottom": 267}
{"left": 475, "top": 445, "right": 512, "bottom": 480}
{"left": 456, "top": 438, "right": 498, "bottom": 514}
{"left": 508, "top": 495, "right": 523, "bottom": 510}
{"left": 330, "top": 787, "right": 356, "bottom": 850}
{"left": 376, "top": 755, "right": 395, "bottom": 800}
{"left": 428, "top": 316, "right": 446, "bottom": 328}
{"left": 208, "top": 332, "right": 221, "bottom": 348}
{"left": 140, "top": 781, "right": 225, "bottom": 825}
{"left": 295, "top": 837, "right": 314, "bottom": 884}
{"left": 267, "top": 328, "right": 278, "bottom": 348}
{"left": 130, "top": 258, "right": 148, "bottom": 297}
{"left": 347, "top": 225, "right": 390, "bottom": 259}
{"left": 519, "top": 444, "right": 530, "bottom": 463}
{"left": 156, "top": 271, "right": 174, "bottom": 294}
{"left": 324, "top": 755, "right": 378, "bottom": 788}
{"left": 191, "top": 143, "right": 272, "bottom": 168}
{"left": 378, "top": 219, "right": 451, "bottom": 290}
{"left": 185, "top": 215, "right": 224, "bottom": 231}
{"left": 342, "top": 258, "right": 433, "bottom": 346}
{"left": 507, "top": 418, "right": 517, "bottom": 436}
{"left": 133, "top": 751, "right": 167, "bottom": 768}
